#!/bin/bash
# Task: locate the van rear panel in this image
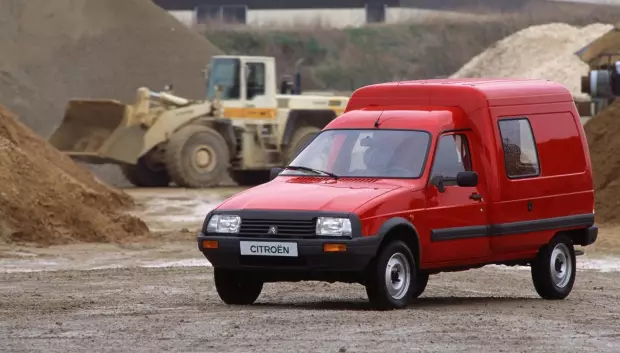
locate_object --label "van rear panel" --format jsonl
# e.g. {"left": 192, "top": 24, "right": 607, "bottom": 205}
{"left": 488, "top": 103, "right": 594, "bottom": 253}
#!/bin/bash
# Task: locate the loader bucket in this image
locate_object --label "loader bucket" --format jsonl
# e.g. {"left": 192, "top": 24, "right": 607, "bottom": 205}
{"left": 48, "top": 99, "right": 132, "bottom": 164}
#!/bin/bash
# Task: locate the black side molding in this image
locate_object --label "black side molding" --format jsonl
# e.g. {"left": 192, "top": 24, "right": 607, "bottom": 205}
{"left": 489, "top": 213, "right": 595, "bottom": 236}
{"left": 431, "top": 225, "right": 489, "bottom": 242}
{"left": 431, "top": 213, "right": 595, "bottom": 242}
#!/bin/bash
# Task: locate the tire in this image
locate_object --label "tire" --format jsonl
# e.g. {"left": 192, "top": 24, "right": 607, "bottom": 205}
{"left": 120, "top": 155, "right": 170, "bottom": 187}
{"left": 284, "top": 126, "right": 321, "bottom": 164}
{"left": 530, "top": 234, "right": 576, "bottom": 300}
{"left": 411, "top": 272, "right": 429, "bottom": 299}
{"left": 214, "top": 268, "right": 263, "bottom": 305}
{"left": 164, "top": 124, "right": 230, "bottom": 188}
{"left": 365, "top": 240, "right": 417, "bottom": 310}
{"left": 229, "top": 170, "right": 271, "bottom": 186}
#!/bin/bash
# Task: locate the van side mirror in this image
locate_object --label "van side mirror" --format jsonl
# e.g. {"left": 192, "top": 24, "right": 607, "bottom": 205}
{"left": 456, "top": 171, "right": 478, "bottom": 187}
{"left": 270, "top": 167, "right": 283, "bottom": 181}
{"left": 431, "top": 171, "right": 478, "bottom": 192}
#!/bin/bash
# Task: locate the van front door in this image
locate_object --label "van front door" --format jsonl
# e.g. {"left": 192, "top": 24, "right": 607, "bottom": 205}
{"left": 424, "top": 131, "right": 491, "bottom": 263}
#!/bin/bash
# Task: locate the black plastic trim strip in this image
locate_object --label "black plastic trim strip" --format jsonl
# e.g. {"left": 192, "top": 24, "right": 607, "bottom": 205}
{"left": 430, "top": 213, "right": 595, "bottom": 242}
{"left": 489, "top": 213, "right": 595, "bottom": 236}
{"left": 431, "top": 225, "right": 489, "bottom": 241}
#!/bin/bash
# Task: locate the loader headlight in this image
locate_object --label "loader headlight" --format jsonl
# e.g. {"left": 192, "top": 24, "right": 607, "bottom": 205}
{"left": 206, "top": 215, "right": 241, "bottom": 233}
{"left": 316, "top": 217, "right": 352, "bottom": 236}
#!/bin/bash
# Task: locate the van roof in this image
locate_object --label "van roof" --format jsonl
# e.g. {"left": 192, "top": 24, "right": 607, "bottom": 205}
{"left": 345, "top": 78, "right": 574, "bottom": 114}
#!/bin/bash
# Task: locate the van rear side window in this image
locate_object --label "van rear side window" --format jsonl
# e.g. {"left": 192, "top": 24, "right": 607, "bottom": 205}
{"left": 498, "top": 118, "right": 540, "bottom": 178}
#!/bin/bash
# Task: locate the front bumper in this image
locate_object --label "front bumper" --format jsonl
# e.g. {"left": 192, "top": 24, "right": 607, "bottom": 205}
{"left": 198, "top": 233, "right": 380, "bottom": 273}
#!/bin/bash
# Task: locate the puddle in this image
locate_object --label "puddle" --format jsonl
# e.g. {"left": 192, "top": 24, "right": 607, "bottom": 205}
{"left": 125, "top": 188, "right": 245, "bottom": 232}
{"left": 488, "top": 256, "right": 620, "bottom": 273}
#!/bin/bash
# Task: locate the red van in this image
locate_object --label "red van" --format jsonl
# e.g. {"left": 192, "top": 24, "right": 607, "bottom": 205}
{"left": 198, "top": 78, "right": 597, "bottom": 310}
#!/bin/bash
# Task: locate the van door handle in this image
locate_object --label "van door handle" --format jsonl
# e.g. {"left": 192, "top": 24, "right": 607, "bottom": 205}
{"left": 469, "top": 192, "right": 483, "bottom": 201}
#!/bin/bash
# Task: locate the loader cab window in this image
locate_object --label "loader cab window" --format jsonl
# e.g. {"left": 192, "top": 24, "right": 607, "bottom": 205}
{"left": 206, "top": 58, "right": 240, "bottom": 100}
{"left": 245, "top": 62, "right": 266, "bottom": 100}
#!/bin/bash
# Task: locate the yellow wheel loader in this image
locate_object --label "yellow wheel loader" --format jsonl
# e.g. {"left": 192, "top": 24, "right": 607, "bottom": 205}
{"left": 48, "top": 55, "right": 350, "bottom": 188}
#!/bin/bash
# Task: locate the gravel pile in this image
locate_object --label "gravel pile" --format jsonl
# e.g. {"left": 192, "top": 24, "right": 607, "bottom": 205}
{"left": 450, "top": 22, "right": 613, "bottom": 100}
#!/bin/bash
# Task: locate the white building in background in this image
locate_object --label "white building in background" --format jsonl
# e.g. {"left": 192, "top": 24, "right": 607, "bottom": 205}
{"left": 151, "top": 0, "right": 498, "bottom": 28}
{"left": 152, "top": 0, "right": 619, "bottom": 29}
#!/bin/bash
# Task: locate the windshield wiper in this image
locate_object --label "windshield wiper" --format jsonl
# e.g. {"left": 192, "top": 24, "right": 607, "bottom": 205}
{"left": 285, "top": 165, "right": 339, "bottom": 180}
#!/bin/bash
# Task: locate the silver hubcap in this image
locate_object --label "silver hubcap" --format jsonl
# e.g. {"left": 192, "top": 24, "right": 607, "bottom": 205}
{"left": 384, "top": 253, "right": 411, "bottom": 300}
{"left": 550, "top": 243, "right": 572, "bottom": 288}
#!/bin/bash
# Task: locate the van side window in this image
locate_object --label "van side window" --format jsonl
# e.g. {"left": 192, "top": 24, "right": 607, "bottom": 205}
{"left": 246, "top": 62, "right": 266, "bottom": 99}
{"left": 498, "top": 118, "right": 540, "bottom": 178}
{"left": 430, "top": 134, "right": 472, "bottom": 181}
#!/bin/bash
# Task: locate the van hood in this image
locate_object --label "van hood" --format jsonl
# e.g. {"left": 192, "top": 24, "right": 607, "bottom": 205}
{"left": 216, "top": 178, "right": 403, "bottom": 213}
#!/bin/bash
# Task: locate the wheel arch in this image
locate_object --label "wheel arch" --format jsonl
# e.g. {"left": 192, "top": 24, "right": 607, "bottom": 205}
{"left": 281, "top": 109, "right": 337, "bottom": 147}
{"left": 375, "top": 217, "right": 421, "bottom": 267}
{"left": 556, "top": 227, "right": 596, "bottom": 247}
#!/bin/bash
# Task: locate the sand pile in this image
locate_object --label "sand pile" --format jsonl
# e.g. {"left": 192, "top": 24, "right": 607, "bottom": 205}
{"left": 0, "top": 106, "right": 149, "bottom": 245}
{"left": 451, "top": 23, "right": 613, "bottom": 100}
{"left": 584, "top": 100, "right": 620, "bottom": 225}
{"left": 0, "top": 0, "right": 223, "bottom": 185}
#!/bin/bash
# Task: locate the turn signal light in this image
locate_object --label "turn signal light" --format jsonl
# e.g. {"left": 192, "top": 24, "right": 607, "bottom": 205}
{"left": 323, "top": 243, "right": 347, "bottom": 252}
{"left": 202, "top": 240, "right": 218, "bottom": 249}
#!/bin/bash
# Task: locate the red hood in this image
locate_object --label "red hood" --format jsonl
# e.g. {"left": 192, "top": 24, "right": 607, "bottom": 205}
{"left": 217, "top": 177, "right": 405, "bottom": 212}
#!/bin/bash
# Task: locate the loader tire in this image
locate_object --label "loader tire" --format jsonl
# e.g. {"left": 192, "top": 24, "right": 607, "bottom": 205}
{"left": 284, "top": 126, "right": 321, "bottom": 164}
{"left": 120, "top": 156, "right": 171, "bottom": 187}
{"left": 165, "top": 124, "right": 230, "bottom": 188}
{"left": 229, "top": 170, "right": 271, "bottom": 186}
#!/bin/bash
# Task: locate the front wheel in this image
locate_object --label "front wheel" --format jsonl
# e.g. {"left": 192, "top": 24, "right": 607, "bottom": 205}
{"left": 365, "top": 240, "right": 417, "bottom": 310}
{"left": 531, "top": 234, "right": 576, "bottom": 300}
{"left": 411, "top": 272, "right": 429, "bottom": 299}
{"left": 213, "top": 268, "right": 263, "bottom": 305}
{"left": 164, "top": 124, "right": 230, "bottom": 188}
{"left": 120, "top": 155, "right": 171, "bottom": 187}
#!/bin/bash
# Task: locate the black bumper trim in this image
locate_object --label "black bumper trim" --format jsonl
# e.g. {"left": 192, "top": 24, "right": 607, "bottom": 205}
{"left": 198, "top": 233, "right": 380, "bottom": 272}
{"left": 582, "top": 224, "right": 598, "bottom": 246}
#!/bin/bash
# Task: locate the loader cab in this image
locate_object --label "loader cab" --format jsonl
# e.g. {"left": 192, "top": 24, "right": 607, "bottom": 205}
{"left": 205, "top": 55, "right": 277, "bottom": 118}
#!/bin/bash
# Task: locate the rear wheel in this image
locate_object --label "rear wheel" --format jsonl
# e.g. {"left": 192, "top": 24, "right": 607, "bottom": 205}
{"left": 165, "top": 125, "right": 230, "bottom": 188}
{"left": 284, "top": 126, "right": 321, "bottom": 164}
{"left": 531, "top": 234, "right": 576, "bottom": 300}
{"left": 229, "top": 170, "right": 271, "bottom": 186}
{"left": 365, "top": 240, "right": 417, "bottom": 310}
{"left": 120, "top": 154, "right": 170, "bottom": 187}
{"left": 214, "top": 268, "right": 263, "bottom": 305}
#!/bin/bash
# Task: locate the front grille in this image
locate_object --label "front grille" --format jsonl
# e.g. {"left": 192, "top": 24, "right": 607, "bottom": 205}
{"left": 240, "top": 218, "right": 316, "bottom": 237}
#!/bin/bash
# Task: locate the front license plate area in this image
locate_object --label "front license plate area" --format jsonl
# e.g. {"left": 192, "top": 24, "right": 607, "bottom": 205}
{"left": 240, "top": 241, "right": 299, "bottom": 257}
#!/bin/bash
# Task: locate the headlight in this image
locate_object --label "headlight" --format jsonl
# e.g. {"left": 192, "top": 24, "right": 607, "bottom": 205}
{"left": 206, "top": 215, "right": 241, "bottom": 233}
{"left": 316, "top": 217, "right": 352, "bottom": 236}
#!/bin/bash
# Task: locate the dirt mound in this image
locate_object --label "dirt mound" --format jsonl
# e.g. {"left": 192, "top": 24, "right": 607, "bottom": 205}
{"left": 0, "top": 0, "right": 222, "bottom": 185}
{"left": 0, "top": 106, "right": 149, "bottom": 245}
{"left": 450, "top": 23, "right": 613, "bottom": 99}
{"left": 584, "top": 100, "right": 620, "bottom": 225}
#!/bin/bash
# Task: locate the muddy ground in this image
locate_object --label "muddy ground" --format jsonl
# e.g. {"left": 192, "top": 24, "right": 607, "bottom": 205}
{"left": 1, "top": 265, "right": 619, "bottom": 353}
{"left": 1, "top": 187, "right": 619, "bottom": 352}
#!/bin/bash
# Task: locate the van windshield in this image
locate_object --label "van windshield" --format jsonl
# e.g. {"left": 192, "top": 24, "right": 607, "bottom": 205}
{"left": 284, "top": 129, "right": 431, "bottom": 178}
